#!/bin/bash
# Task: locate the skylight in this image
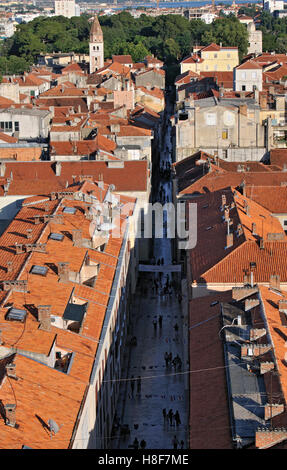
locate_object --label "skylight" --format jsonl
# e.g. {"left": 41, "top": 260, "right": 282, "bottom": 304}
{"left": 6, "top": 308, "right": 27, "bottom": 322}
{"left": 63, "top": 207, "right": 76, "bottom": 214}
{"left": 49, "top": 233, "right": 64, "bottom": 241}
{"left": 30, "top": 265, "right": 48, "bottom": 276}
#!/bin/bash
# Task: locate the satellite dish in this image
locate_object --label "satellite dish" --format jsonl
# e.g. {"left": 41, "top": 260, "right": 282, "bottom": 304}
{"left": 48, "top": 419, "right": 60, "bottom": 436}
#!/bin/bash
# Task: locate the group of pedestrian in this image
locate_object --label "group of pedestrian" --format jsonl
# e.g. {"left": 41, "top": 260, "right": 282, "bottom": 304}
{"left": 133, "top": 437, "right": 146, "bottom": 449}
{"left": 159, "top": 161, "right": 171, "bottom": 180}
{"left": 162, "top": 408, "right": 181, "bottom": 427}
{"left": 130, "top": 376, "right": 142, "bottom": 397}
{"left": 172, "top": 435, "right": 184, "bottom": 450}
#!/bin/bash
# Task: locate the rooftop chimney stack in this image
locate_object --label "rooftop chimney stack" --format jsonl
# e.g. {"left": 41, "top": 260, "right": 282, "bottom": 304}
{"left": 0, "top": 162, "right": 6, "bottom": 177}
{"left": 244, "top": 201, "right": 250, "bottom": 216}
{"left": 72, "top": 229, "right": 82, "bottom": 247}
{"left": 270, "top": 274, "right": 280, "bottom": 291}
{"left": 252, "top": 223, "right": 257, "bottom": 235}
{"left": 226, "top": 232, "right": 233, "bottom": 249}
{"left": 58, "top": 262, "right": 69, "bottom": 283}
{"left": 7, "top": 261, "right": 13, "bottom": 273}
{"left": 56, "top": 162, "right": 62, "bottom": 177}
{"left": 26, "top": 229, "right": 33, "bottom": 240}
{"left": 38, "top": 305, "right": 51, "bottom": 331}
{"left": 4, "top": 404, "right": 16, "bottom": 428}
{"left": 5, "top": 363, "right": 17, "bottom": 380}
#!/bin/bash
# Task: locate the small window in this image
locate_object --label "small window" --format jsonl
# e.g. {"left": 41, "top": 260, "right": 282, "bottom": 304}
{"left": 284, "top": 220, "right": 287, "bottom": 226}
{"left": 222, "top": 130, "right": 228, "bottom": 139}
{"left": 30, "top": 265, "right": 48, "bottom": 276}
{"left": 242, "top": 85, "right": 246, "bottom": 91}
{"left": 63, "top": 207, "right": 76, "bottom": 214}
{"left": 49, "top": 233, "right": 64, "bottom": 241}
{"left": 214, "top": 53, "right": 217, "bottom": 58}
{"left": 14, "top": 122, "right": 19, "bottom": 132}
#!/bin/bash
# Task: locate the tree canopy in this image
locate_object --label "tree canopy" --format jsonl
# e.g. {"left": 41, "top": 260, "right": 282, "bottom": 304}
{"left": 0, "top": 12, "right": 250, "bottom": 78}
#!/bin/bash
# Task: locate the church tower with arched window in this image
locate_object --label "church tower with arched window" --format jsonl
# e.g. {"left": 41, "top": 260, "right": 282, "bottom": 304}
{"left": 89, "top": 16, "right": 104, "bottom": 74}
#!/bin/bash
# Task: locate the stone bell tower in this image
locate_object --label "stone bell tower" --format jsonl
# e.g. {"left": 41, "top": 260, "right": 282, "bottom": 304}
{"left": 89, "top": 16, "right": 104, "bottom": 74}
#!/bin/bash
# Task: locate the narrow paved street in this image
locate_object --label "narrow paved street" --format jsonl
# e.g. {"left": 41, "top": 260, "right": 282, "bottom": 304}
{"left": 112, "top": 91, "right": 189, "bottom": 450}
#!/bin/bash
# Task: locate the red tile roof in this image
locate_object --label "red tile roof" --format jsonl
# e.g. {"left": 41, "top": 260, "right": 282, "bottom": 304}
{"left": 189, "top": 188, "right": 287, "bottom": 285}
{"left": 0, "top": 160, "right": 148, "bottom": 195}
{"left": 189, "top": 291, "right": 233, "bottom": 449}
{"left": 236, "top": 60, "right": 262, "bottom": 70}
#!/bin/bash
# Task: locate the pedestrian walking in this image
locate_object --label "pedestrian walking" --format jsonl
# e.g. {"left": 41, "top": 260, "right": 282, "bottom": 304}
{"left": 158, "top": 315, "right": 163, "bottom": 328}
{"left": 174, "top": 323, "right": 179, "bottom": 333}
{"left": 140, "top": 439, "right": 146, "bottom": 449}
{"left": 153, "top": 319, "right": 157, "bottom": 332}
{"left": 162, "top": 408, "right": 167, "bottom": 421}
{"left": 130, "top": 376, "right": 135, "bottom": 397}
{"left": 164, "top": 351, "right": 169, "bottom": 367}
{"left": 168, "top": 409, "right": 173, "bottom": 426}
{"left": 172, "top": 435, "right": 179, "bottom": 449}
{"left": 137, "top": 376, "right": 141, "bottom": 393}
{"left": 133, "top": 437, "right": 139, "bottom": 450}
{"left": 172, "top": 357, "right": 177, "bottom": 371}
{"left": 168, "top": 352, "right": 172, "bottom": 366}
{"left": 174, "top": 410, "right": 181, "bottom": 426}
{"left": 180, "top": 440, "right": 184, "bottom": 449}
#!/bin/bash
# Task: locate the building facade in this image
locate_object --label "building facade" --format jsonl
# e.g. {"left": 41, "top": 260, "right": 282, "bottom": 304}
{"left": 54, "top": 0, "right": 76, "bottom": 18}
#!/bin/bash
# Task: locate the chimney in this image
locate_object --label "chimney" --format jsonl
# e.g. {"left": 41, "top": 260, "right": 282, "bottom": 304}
{"left": 260, "top": 93, "right": 268, "bottom": 109}
{"left": 0, "top": 162, "right": 6, "bottom": 177}
{"left": 38, "top": 305, "right": 51, "bottom": 331}
{"left": 58, "top": 262, "right": 69, "bottom": 282}
{"left": 270, "top": 274, "right": 280, "bottom": 291}
{"left": 244, "top": 200, "right": 250, "bottom": 216}
{"left": 26, "top": 228, "right": 33, "bottom": 239}
{"left": 237, "top": 224, "right": 243, "bottom": 236}
{"left": 5, "top": 363, "right": 17, "bottom": 380}
{"left": 4, "top": 404, "right": 16, "bottom": 428}
{"left": 56, "top": 161, "right": 62, "bottom": 177}
{"left": 72, "top": 229, "right": 82, "bottom": 247}
{"left": 226, "top": 232, "right": 233, "bottom": 249}
{"left": 224, "top": 207, "right": 230, "bottom": 221}
{"left": 15, "top": 243, "right": 24, "bottom": 255}
{"left": 252, "top": 223, "right": 257, "bottom": 235}
{"left": 260, "top": 237, "right": 264, "bottom": 249}
{"left": 221, "top": 195, "right": 227, "bottom": 212}
{"left": 254, "top": 87, "right": 259, "bottom": 103}
{"left": 34, "top": 214, "right": 41, "bottom": 225}
{"left": 7, "top": 261, "right": 13, "bottom": 273}
{"left": 278, "top": 300, "right": 287, "bottom": 313}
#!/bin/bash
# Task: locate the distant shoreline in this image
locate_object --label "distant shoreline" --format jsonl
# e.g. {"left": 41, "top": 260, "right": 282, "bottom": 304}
{"left": 113, "top": 0, "right": 259, "bottom": 10}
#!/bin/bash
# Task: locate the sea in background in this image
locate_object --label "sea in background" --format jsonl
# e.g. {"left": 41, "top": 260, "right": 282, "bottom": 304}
{"left": 116, "top": 0, "right": 259, "bottom": 9}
